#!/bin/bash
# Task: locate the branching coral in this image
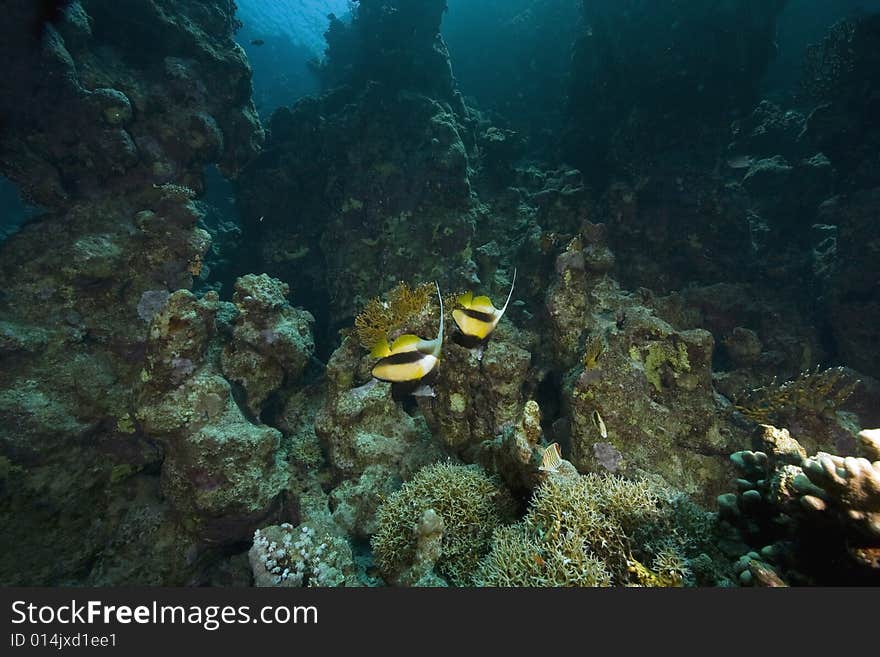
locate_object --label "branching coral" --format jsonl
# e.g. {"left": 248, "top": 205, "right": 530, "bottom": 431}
{"left": 525, "top": 474, "right": 659, "bottom": 578}
{"left": 354, "top": 281, "right": 434, "bottom": 350}
{"left": 734, "top": 366, "right": 858, "bottom": 426}
{"left": 370, "top": 462, "right": 515, "bottom": 586}
{"left": 474, "top": 524, "right": 613, "bottom": 587}
{"left": 475, "top": 472, "right": 716, "bottom": 587}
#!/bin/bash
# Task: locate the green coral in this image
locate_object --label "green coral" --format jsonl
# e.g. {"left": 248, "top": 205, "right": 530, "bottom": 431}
{"left": 371, "top": 463, "right": 514, "bottom": 586}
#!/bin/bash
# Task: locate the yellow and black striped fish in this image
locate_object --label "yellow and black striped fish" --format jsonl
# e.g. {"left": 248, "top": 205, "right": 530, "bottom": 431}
{"left": 371, "top": 282, "right": 444, "bottom": 383}
{"left": 453, "top": 268, "right": 516, "bottom": 343}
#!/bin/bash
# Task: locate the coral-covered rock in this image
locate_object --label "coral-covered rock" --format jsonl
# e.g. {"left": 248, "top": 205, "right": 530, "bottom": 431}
{"left": 137, "top": 290, "right": 288, "bottom": 543}
{"left": 547, "top": 246, "right": 738, "bottom": 501}
{"left": 0, "top": 0, "right": 264, "bottom": 584}
{"left": 220, "top": 274, "right": 315, "bottom": 416}
{"left": 315, "top": 372, "right": 439, "bottom": 480}
{"left": 417, "top": 328, "right": 534, "bottom": 453}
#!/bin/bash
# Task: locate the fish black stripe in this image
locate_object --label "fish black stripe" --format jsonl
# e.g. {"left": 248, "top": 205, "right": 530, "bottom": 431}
{"left": 377, "top": 351, "right": 429, "bottom": 366}
{"left": 460, "top": 308, "right": 495, "bottom": 323}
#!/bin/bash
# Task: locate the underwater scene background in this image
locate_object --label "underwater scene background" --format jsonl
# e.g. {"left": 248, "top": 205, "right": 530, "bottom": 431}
{"left": 0, "top": 0, "right": 879, "bottom": 587}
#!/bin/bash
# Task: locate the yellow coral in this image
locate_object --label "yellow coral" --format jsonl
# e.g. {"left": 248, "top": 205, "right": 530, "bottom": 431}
{"left": 626, "top": 558, "right": 664, "bottom": 587}
{"left": 354, "top": 281, "right": 434, "bottom": 350}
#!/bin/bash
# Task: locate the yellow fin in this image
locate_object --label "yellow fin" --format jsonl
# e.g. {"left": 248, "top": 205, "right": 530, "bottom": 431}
{"left": 470, "top": 295, "right": 497, "bottom": 313}
{"left": 457, "top": 291, "right": 474, "bottom": 308}
{"left": 389, "top": 334, "right": 423, "bottom": 354}
{"left": 453, "top": 308, "right": 496, "bottom": 340}
{"left": 370, "top": 338, "right": 392, "bottom": 359}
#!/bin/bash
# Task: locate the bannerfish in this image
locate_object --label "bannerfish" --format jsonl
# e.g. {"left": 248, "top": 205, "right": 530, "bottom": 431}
{"left": 453, "top": 268, "right": 517, "bottom": 344}
{"left": 371, "top": 282, "right": 444, "bottom": 384}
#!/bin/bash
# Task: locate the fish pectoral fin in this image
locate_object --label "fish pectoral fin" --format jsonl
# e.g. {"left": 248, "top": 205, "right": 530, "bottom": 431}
{"left": 456, "top": 291, "right": 474, "bottom": 308}
{"left": 370, "top": 338, "right": 392, "bottom": 359}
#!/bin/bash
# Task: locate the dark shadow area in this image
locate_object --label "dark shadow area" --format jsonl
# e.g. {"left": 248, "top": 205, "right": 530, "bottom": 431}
{"left": 0, "top": 176, "right": 44, "bottom": 242}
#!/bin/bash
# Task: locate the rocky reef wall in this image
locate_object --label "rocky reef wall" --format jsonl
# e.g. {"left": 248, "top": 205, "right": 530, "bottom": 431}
{"left": 0, "top": 0, "right": 285, "bottom": 585}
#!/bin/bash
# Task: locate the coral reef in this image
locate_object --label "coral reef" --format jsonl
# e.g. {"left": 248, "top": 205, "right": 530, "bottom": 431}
{"left": 0, "top": 0, "right": 877, "bottom": 590}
